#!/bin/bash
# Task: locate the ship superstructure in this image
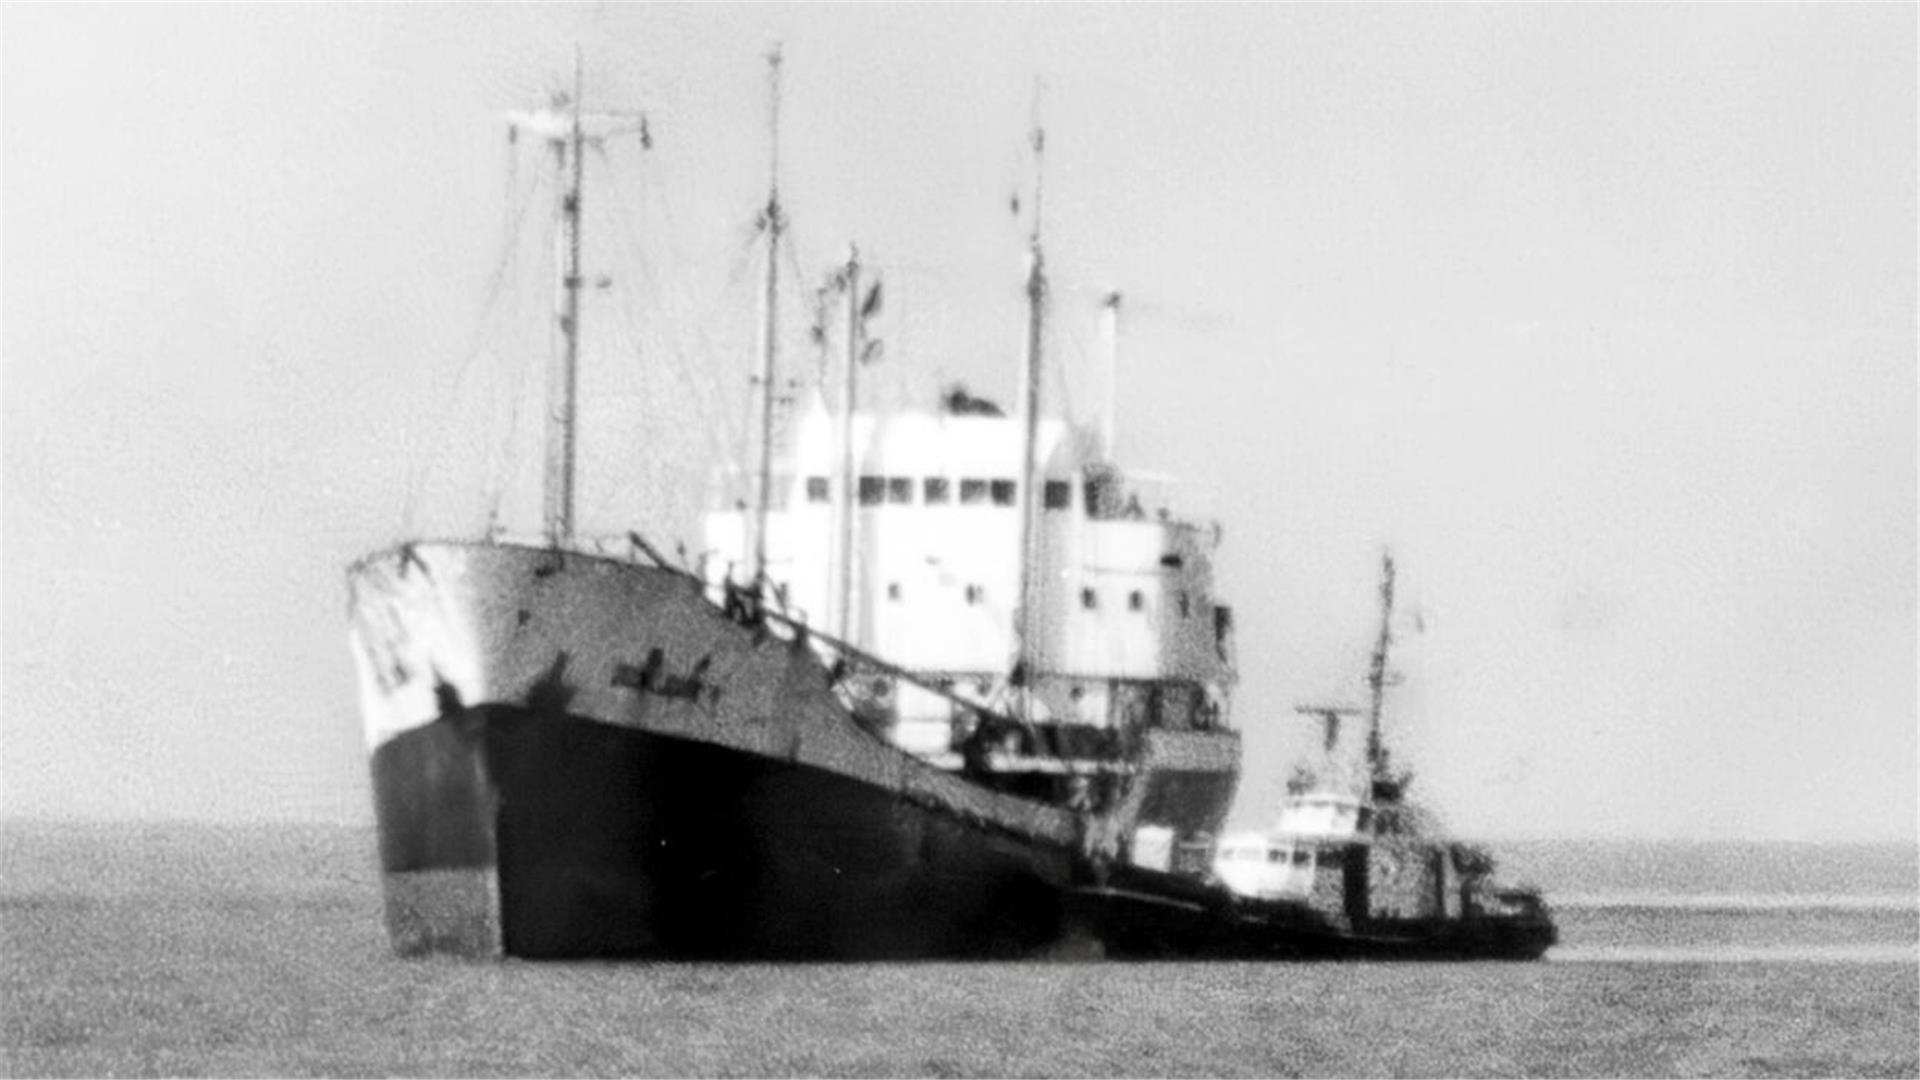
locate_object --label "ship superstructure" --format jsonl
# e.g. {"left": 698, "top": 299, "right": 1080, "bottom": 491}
{"left": 701, "top": 404, "right": 1237, "bottom": 830}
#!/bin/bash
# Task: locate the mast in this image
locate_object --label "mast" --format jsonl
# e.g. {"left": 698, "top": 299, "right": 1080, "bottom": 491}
{"left": 1099, "top": 291, "right": 1122, "bottom": 459}
{"left": 506, "top": 56, "right": 646, "bottom": 546}
{"left": 1012, "top": 114, "right": 1047, "bottom": 711}
{"left": 832, "top": 246, "right": 862, "bottom": 643}
{"left": 1365, "top": 550, "right": 1397, "bottom": 779}
{"left": 545, "top": 57, "right": 587, "bottom": 546}
{"left": 746, "top": 44, "right": 786, "bottom": 587}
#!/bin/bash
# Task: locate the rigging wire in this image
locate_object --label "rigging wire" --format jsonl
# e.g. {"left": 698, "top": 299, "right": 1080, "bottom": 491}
{"left": 593, "top": 142, "right": 743, "bottom": 474}
{"left": 484, "top": 167, "right": 557, "bottom": 534}
{"left": 628, "top": 120, "right": 764, "bottom": 476}
{"left": 401, "top": 132, "right": 544, "bottom": 538}
{"left": 574, "top": 133, "right": 826, "bottom": 540}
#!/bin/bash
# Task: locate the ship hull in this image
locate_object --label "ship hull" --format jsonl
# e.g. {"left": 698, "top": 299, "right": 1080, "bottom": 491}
{"left": 350, "top": 540, "right": 1109, "bottom": 960}
{"left": 374, "top": 703, "right": 1071, "bottom": 959}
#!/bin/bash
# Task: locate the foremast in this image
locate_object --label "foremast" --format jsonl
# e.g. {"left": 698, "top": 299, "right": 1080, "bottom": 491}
{"left": 505, "top": 56, "right": 646, "bottom": 547}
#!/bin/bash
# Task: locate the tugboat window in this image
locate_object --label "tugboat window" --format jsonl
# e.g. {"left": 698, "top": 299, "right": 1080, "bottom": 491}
{"left": 887, "top": 582, "right": 902, "bottom": 601}
{"left": 887, "top": 477, "right": 913, "bottom": 503}
{"left": 1129, "top": 590, "right": 1145, "bottom": 612}
{"left": 1043, "top": 480, "right": 1071, "bottom": 510}
{"left": 1081, "top": 587, "right": 1097, "bottom": 610}
{"left": 1292, "top": 850, "right": 1312, "bottom": 867}
{"left": 960, "top": 479, "right": 989, "bottom": 505}
{"left": 990, "top": 479, "right": 1017, "bottom": 506}
{"left": 806, "top": 477, "right": 829, "bottom": 503}
{"left": 858, "top": 476, "right": 885, "bottom": 505}
{"left": 964, "top": 584, "right": 984, "bottom": 605}
{"left": 923, "top": 477, "right": 950, "bottom": 504}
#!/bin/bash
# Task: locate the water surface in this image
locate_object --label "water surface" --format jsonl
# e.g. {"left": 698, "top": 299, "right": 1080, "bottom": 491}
{"left": 3, "top": 823, "right": 1914, "bottom": 1077}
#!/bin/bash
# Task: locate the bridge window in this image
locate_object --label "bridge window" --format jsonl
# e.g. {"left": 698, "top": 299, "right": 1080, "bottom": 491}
{"left": 964, "top": 584, "right": 984, "bottom": 605}
{"left": 806, "top": 477, "right": 829, "bottom": 503}
{"left": 887, "top": 582, "right": 902, "bottom": 601}
{"left": 923, "top": 477, "right": 950, "bottom": 504}
{"left": 858, "top": 476, "right": 885, "bottom": 505}
{"left": 1128, "top": 590, "right": 1145, "bottom": 612}
{"left": 1043, "top": 480, "right": 1071, "bottom": 510}
{"left": 1178, "top": 592, "right": 1190, "bottom": 617}
{"left": 960, "top": 478, "right": 989, "bottom": 505}
{"left": 990, "top": 479, "right": 1016, "bottom": 506}
{"left": 1080, "top": 587, "right": 1097, "bottom": 610}
{"left": 887, "top": 477, "right": 913, "bottom": 504}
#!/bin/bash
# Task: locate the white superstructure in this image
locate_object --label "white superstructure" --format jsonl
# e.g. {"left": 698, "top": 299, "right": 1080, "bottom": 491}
{"left": 1212, "top": 791, "right": 1374, "bottom": 901}
{"left": 704, "top": 400, "right": 1235, "bottom": 761}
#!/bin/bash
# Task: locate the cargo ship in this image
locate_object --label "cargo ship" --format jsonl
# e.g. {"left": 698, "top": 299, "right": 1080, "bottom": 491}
{"left": 347, "top": 57, "right": 1552, "bottom": 961}
{"left": 347, "top": 57, "right": 1244, "bottom": 959}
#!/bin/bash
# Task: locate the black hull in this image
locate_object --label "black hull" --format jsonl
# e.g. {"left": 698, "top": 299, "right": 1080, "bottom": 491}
{"left": 1069, "top": 866, "right": 1558, "bottom": 962}
{"left": 373, "top": 706, "right": 1555, "bottom": 962}
{"left": 373, "top": 705, "right": 1073, "bottom": 960}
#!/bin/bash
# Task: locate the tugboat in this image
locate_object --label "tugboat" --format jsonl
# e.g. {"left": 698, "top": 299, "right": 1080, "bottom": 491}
{"left": 1064, "top": 555, "right": 1555, "bottom": 960}
{"left": 1205, "top": 552, "right": 1557, "bottom": 959}
{"left": 346, "top": 56, "right": 1243, "bottom": 959}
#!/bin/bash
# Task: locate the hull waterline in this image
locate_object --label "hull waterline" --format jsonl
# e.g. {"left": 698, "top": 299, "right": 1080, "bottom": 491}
{"left": 375, "top": 703, "right": 1073, "bottom": 959}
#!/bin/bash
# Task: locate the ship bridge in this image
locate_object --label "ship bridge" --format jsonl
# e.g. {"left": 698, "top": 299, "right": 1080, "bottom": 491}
{"left": 703, "top": 402, "right": 1236, "bottom": 762}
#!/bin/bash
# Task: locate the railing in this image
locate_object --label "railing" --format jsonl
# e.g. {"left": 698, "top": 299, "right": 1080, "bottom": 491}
{"left": 524, "top": 529, "right": 1228, "bottom": 775}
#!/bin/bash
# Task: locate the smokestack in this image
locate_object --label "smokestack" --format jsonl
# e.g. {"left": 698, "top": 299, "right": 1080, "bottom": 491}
{"left": 1100, "top": 291, "right": 1122, "bottom": 458}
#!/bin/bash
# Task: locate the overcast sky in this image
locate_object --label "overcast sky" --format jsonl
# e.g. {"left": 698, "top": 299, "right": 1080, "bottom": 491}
{"left": 4, "top": 5, "right": 1913, "bottom": 842}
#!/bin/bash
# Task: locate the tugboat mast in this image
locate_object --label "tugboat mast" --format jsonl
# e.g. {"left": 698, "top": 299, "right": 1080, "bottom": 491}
{"left": 1365, "top": 550, "right": 1397, "bottom": 780}
{"left": 746, "top": 44, "right": 786, "bottom": 588}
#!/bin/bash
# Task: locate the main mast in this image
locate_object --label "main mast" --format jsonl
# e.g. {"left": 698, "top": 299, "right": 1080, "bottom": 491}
{"left": 1012, "top": 117, "right": 1047, "bottom": 712}
{"left": 546, "top": 59, "right": 587, "bottom": 545}
{"left": 746, "top": 45, "right": 786, "bottom": 587}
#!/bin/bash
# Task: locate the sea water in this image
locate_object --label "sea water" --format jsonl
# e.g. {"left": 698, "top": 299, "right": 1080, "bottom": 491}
{"left": 3, "top": 823, "right": 1914, "bottom": 1077}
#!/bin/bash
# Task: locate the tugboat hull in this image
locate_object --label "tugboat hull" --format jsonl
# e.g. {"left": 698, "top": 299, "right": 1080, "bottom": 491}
{"left": 1071, "top": 865, "right": 1557, "bottom": 961}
